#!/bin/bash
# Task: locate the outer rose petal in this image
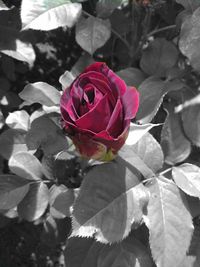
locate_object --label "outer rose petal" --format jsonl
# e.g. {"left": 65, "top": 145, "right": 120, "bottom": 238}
{"left": 95, "top": 127, "right": 129, "bottom": 153}
{"left": 122, "top": 87, "right": 139, "bottom": 120}
{"left": 83, "top": 62, "right": 105, "bottom": 73}
{"left": 72, "top": 134, "right": 107, "bottom": 160}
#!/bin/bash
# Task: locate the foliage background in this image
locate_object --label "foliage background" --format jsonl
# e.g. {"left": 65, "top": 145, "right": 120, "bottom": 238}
{"left": 0, "top": 0, "right": 200, "bottom": 266}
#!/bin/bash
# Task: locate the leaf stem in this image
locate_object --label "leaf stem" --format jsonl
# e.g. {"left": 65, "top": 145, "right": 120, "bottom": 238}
{"left": 159, "top": 167, "right": 172, "bottom": 176}
{"left": 146, "top": 25, "right": 177, "bottom": 39}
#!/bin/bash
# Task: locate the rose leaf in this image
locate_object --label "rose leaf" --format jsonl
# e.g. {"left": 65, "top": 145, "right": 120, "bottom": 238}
{"left": 26, "top": 115, "right": 68, "bottom": 155}
{"left": 19, "top": 82, "right": 61, "bottom": 107}
{"left": 179, "top": 8, "right": 200, "bottom": 72}
{"left": 6, "top": 110, "right": 30, "bottom": 131}
{"left": 161, "top": 103, "right": 191, "bottom": 165}
{"left": 21, "top": 0, "right": 82, "bottom": 31}
{"left": 145, "top": 176, "right": 193, "bottom": 267}
{"left": 140, "top": 38, "right": 179, "bottom": 78}
{"left": 182, "top": 104, "right": 200, "bottom": 147}
{"left": 117, "top": 67, "right": 146, "bottom": 88}
{"left": 136, "top": 76, "right": 166, "bottom": 123}
{"left": 0, "top": 129, "right": 29, "bottom": 160}
{"left": 8, "top": 151, "right": 43, "bottom": 181}
{"left": 122, "top": 132, "right": 164, "bottom": 176}
{"left": 71, "top": 157, "right": 149, "bottom": 243}
{"left": 75, "top": 16, "right": 111, "bottom": 55}
{"left": 172, "top": 163, "right": 200, "bottom": 198}
{"left": 18, "top": 182, "right": 49, "bottom": 221}
{"left": 0, "top": 175, "right": 30, "bottom": 210}
{"left": 65, "top": 235, "right": 153, "bottom": 267}
{"left": 50, "top": 185, "right": 75, "bottom": 219}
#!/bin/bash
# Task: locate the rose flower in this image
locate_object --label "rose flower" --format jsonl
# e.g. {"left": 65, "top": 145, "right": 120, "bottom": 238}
{"left": 60, "top": 62, "right": 139, "bottom": 161}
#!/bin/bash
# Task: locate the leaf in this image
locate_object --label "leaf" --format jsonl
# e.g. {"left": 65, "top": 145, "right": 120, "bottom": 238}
{"left": 19, "top": 82, "right": 61, "bottom": 107}
{"left": 6, "top": 110, "right": 30, "bottom": 131}
{"left": 18, "top": 182, "right": 49, "bottom": 221}
{"left": 172, "top": 163, "right": 200, "bottom": 198}
{"left": 72, "top": 157, "right": 149, "bottom": 243}
{"left": 21, "top": 0, "right": 82, "bottom": 31}
{"left": 0, "top": 175, "right": 30, "bottom": 210}
{"left": 145, "top": 176, "right": 193, "bottom": 267}
{"left": 26, "top": 115, "right": 68, "bottom": 155}
{"left": 182, "top": 105, "right": 200, "bottom": 147}
{"left": 50, "top": 185, "right": 74, "bottom": 218}
{"left": 119, "top": 145, "right": 155, "bottom": 180}
{"left": 140, "top": 38, "right": 178, "bottom": 77}
{"left": 0, "top": 129, "right": 29, "bottom": 160}
{"left": 128, "top": 132, "right": 164, "bottom": 173}
{"left": 161, "top": 103, "right": 191, "bottom": 165}
{"left": 96, "top": 0, "right": 123, "bottom": 18}
{"left": 1, "top": 39, "right": 36, "bottom": 66}
{"left": 9, "top": 152, "right": 43, "bottom": 181}
{"left": 126, "top": 122, "right": 159, "bottom": 146}
{"left": 179, "top": 8, "right": 200, "bottom": 72}
{"left": 136, "top": 77, "right": 166, "bottom": 123}
{"left": 0, "top": 0, "right": 9, "bottom": 10}
{"left": 59, "top": 70, "right": 75, "bottom": 89}
{"left": 176, "top": 0, "right": 200, "bottom": 12}
{"left": 65, "top": 234, "right": 153, "bottom": 267}
{"left": 76, "top": 16, "right": 111, "bottom": 55}
{"left": 117, "top": 68, "right": 146, "bottom": 88}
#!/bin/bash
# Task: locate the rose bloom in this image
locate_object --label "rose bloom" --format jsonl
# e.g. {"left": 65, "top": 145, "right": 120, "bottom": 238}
{"left": 60, "top": 62, "right": 139, "bottom": 161}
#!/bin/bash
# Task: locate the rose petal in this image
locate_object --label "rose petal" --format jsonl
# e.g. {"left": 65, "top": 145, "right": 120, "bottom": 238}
{"left": 106, "top": 99, "right": 123, "bottom": 137}
{"left": 102, "top": 66, "right": 127, "bottom": 96}
{"left": 122, "top": 87, "right": 139, "bottom": 120}
{"left": 84, "top": 62, "right": 127, "bottom": 97}
{"left": 79, "top": 72, "right": 116, "bottom": 106}
{"left": 75, "top": 94, "right": 111, "bottom": 133}
{"left": 83, "top": 62, "right": 105, "bottom": 73}
{"left": 60, "top": 89, "right": 79, "bottom": 121}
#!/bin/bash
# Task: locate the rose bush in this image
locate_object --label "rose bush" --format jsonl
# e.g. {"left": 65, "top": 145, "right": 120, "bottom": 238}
{"left": 60, "top": 62, "right": 139, "bottom": 161}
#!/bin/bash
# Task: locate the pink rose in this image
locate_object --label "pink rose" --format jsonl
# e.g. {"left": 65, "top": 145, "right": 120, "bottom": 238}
{"left": 60, "top": 62, "right": 139, "bottom": 161}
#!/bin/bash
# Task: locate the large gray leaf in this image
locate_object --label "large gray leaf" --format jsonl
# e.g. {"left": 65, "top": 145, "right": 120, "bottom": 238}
{"left": 9, "top": 152, "right": 43, "bottom": 180}
{"left": 21, "top": 0, "right": 82, "bottom": 30}
{"left": 72, "top": 157, "right": 149, "bottom": 243}
{"left": 136, "top": 77, "right": 166, "bottom": 123}
{"left": 18, "top": 182, "right": 49, "bottom": 221}
{"left": 161, "top": 104, "right": 191, "bottom": 165}
{"left": 19, "top": 82, "right": 61, "bottom": 107}
{"left": 65, "top": 234, "right": 153, "bottom": 267}
{"left": 172, "top": 163, "right": 200, "bottom": 198}
{"left": 0, "top": 129, "right": 29, "bottom": 160}
{"left": 182, "top": 104, "right": 200, "bottom": 147}
{"left": 117, "top": 68, "right": 146, "bottom": 88}
{"left": 145, "top": 176, "right": 193, "bottom": 267}
{"left": 179, "top": 8, "right": 200, "bottom": 72}
{"left": 140, "top": 38, "right": 178, "bottom": 78}
{"left": 76, "top": 16, "right": 111, "bottom": 55}
{"left": 0, "top": 175, "right": 30, "bottom": 210}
